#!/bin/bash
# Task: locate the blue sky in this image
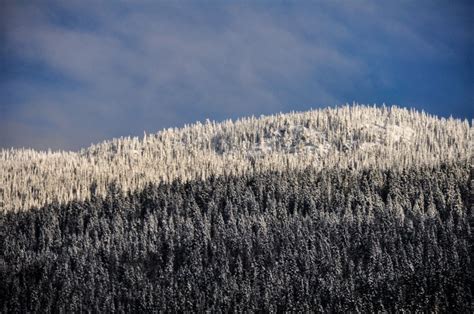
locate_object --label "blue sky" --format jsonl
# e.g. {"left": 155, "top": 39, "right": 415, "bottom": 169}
{"left": 1, "top": 0, "right": 472, "bottom": 150}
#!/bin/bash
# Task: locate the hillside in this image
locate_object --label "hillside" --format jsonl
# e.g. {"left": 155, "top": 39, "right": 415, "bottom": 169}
{"left": 0, "top": 104, "right": 472, "bottom": 312}
{"left": 0, "top": 105, "right": 470, "bottom": 213}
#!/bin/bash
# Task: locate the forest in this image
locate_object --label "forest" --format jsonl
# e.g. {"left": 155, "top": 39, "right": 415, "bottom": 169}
{"left": 1, "top": 160, "right": 472, "bottom": 312}
{"left": 1, "top": 105, "right": 470, "bottom": 213}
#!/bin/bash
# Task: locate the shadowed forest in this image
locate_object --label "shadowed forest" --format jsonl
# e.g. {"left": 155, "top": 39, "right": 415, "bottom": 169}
{"left": 1, "top": 161, "right": 471, "bottom": 312}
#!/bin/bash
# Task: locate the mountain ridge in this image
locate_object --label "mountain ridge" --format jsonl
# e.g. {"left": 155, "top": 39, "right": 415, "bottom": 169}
{"left": 1, "top": 104, "right": 472, "bottom": 312}
{"left": 0, "top": 104, "right": 471, "bottom": 213}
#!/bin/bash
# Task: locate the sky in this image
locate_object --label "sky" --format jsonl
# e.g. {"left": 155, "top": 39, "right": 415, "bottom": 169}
{"left": 1, "top": 0, "right": 473, "bottom": 151}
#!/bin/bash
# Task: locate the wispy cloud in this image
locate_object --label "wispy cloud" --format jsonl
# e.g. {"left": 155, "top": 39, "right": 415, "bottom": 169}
{"left": 1, "top": 0, "right": 472, "bottom": 150}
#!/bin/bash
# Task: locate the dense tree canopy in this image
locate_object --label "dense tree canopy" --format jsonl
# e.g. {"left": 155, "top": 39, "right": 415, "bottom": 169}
{"left": 1, "top": 105, "right": 470, "bottom": 212}
{"left": 1, "top": 161, "right": 471, "bottom": 312}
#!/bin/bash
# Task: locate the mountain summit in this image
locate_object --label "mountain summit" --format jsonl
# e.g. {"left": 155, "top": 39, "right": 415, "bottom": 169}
{"left": 0, "top": 105, "right": 470, "bottom": 213}
{"left": 1, "top": 104, "right": 472, "bottom": 312}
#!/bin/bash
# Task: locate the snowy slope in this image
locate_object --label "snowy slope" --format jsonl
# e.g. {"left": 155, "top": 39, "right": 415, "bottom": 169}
{"left": 0, "top": 104, "right": 471, "bottom": 212}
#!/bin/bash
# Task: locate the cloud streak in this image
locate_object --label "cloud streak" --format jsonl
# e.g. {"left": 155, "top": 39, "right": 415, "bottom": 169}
{"left": 1, "top": 0, "right": 472, "bottom": 150}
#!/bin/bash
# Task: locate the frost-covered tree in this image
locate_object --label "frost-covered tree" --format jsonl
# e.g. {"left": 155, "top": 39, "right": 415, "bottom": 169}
{"left": 0, "top": 104, "right": 471, "bottom": 213}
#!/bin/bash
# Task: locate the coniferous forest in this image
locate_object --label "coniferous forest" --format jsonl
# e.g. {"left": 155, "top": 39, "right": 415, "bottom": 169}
{"left": 0, "top": 106, "right": 472, "bottom": 311}
{"left": 1, "top": 162, "right": 472, "bottom": 312}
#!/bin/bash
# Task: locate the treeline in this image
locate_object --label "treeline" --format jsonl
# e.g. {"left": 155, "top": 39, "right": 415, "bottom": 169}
{"left": 1, "top": 105, "right": 470, "bottom": 212}
{"left": 1, "top": 161, "right": 472, "bottom": 312}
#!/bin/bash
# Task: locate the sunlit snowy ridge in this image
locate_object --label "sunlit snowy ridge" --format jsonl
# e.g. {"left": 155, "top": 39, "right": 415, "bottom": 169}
{"left": 0, "top": 104, "right": 471, "bottom": 213}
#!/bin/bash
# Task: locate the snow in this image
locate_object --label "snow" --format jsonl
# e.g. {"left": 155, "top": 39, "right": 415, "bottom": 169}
{"left": 0, "top": 104, "right": 470, "bottom": 213}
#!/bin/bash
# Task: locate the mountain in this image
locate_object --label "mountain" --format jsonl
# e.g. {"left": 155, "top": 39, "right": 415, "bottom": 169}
{"left": 0, "top": 105, "right": 472, "bottom": 312}
{"left": 0, "top": 105, "right": 470, "bottom": 213}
